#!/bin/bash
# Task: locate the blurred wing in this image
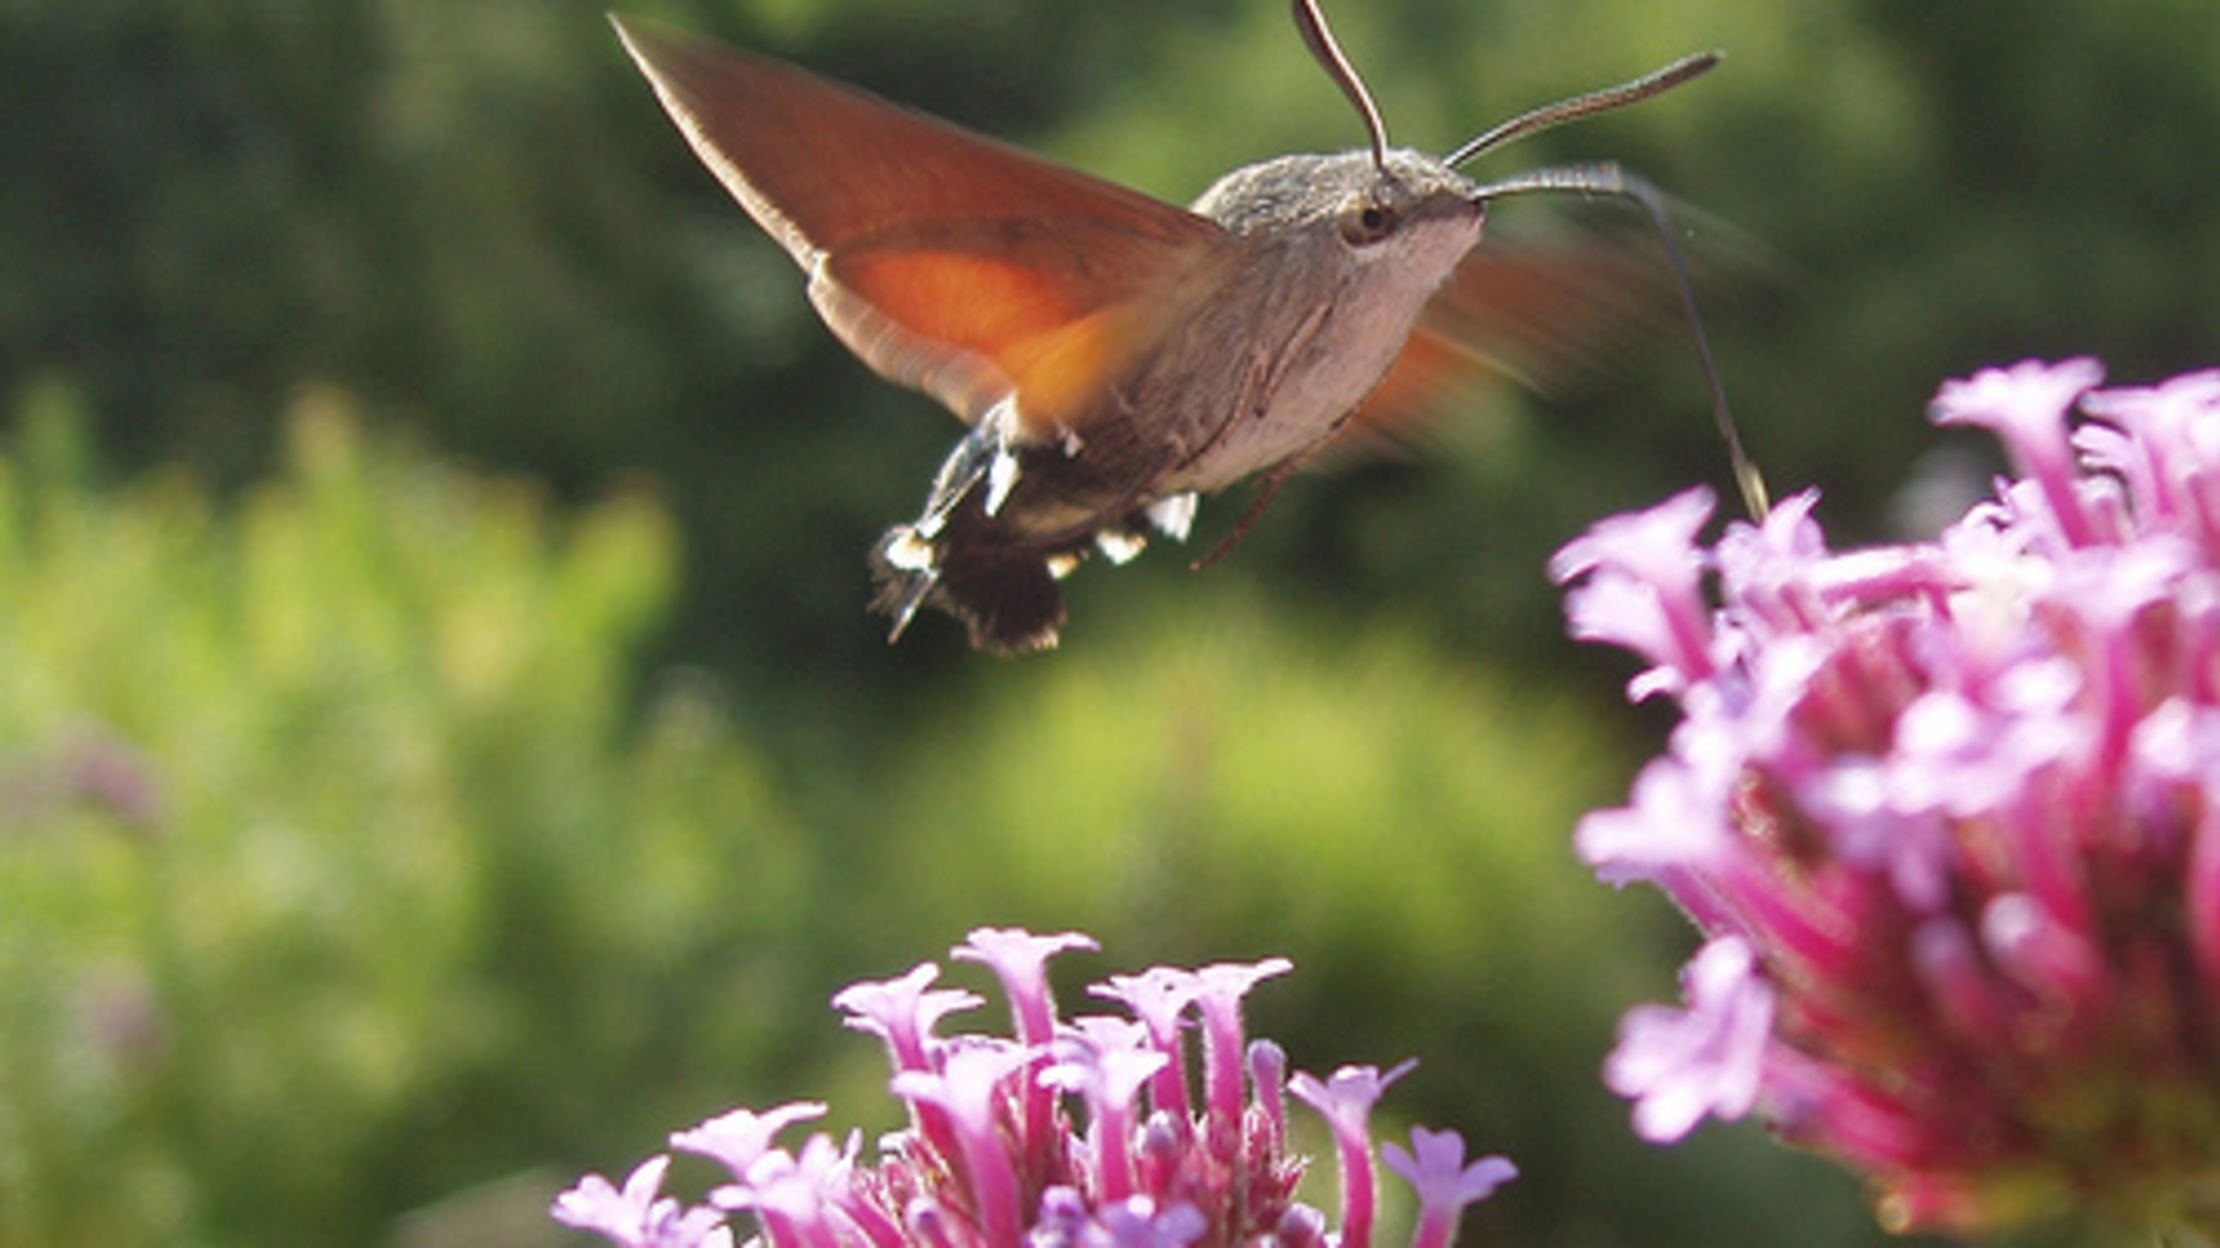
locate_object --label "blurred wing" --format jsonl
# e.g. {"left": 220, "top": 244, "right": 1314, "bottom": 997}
{"left": 614, "top": 18, "right": 1228, "bottom": 436}
{"left": 1347, "top": 234, "right": 1696, "bottom": 449}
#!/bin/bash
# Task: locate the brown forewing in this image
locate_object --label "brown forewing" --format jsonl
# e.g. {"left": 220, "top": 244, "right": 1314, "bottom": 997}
{"left": 613, "top": 19, "right": 1228, "bottom": 437}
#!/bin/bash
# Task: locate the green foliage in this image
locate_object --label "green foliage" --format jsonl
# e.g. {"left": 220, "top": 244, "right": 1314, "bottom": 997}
{"left": 0, "top": 386, "right": 808, "bottom": 1248}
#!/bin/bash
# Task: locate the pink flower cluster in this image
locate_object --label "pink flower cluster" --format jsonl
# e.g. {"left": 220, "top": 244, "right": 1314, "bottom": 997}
{"left": 1554, "top": 361, "right": 2220, "bottom": 1235}
{"left": 555, "top": 928, "right": 1513, "bottom": 1248}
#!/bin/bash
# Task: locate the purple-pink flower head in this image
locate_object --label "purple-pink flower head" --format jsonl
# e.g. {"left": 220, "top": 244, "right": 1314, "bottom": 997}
{"left": 1557, "top": 360, "right": 2220, "bottom": 1237}
{"left": 555, "top": 930, "right": 1511, "bottom": 1248}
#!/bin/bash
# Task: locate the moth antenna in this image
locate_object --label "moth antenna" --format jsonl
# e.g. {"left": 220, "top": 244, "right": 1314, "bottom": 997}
{"left": 1445, "top": 52, "right": 1720, "bottom": 170}
{"left": 1467, "top": 162, "right": 1769, "bottom": 518}
{"left": 1292, "top": 0, "right": 1388, "bottom": 174}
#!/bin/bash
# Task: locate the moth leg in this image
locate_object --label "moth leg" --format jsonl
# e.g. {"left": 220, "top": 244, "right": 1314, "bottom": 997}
{"left": 1190, "top": 458, "right": 1299, "bottom": 570}
{"left": 1172, "top": 343, "right": 1275, "bottom": 473}
{"left": 1189, "top": 427, "right": 1337, "bottom": 571}
{"left": 1252, "top": 302, "right": 1332, "bottom": 418}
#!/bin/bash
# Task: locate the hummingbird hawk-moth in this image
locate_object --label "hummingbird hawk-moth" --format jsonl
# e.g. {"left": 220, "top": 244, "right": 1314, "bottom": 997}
{"left": 614, "top": 1, "right": 1758, "bottom": 653}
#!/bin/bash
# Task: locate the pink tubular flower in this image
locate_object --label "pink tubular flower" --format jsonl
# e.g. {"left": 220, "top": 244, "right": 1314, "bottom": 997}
{"left": 553, "top": 927, "right": 1513, "bottom": 1248}
{"left": 1286, "top": 1061, "right": 1414, "bottom": 1248}
{"left": 1602, "top": 938, "right": 1774, "bottom": 1145}
{"left": 552, "top": 1156, "right": 735, "bottom": 1248}
{"left": 1381, "top": 1128, "right": 1517, "bottom": 1248}
{"left": 1555, "top": 360, "right": 2220, "bottom": 1237}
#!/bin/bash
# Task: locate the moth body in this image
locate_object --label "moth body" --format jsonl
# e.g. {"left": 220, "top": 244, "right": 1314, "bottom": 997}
{"left": 868, "top": 147, "right": 1486, "bottom": 650}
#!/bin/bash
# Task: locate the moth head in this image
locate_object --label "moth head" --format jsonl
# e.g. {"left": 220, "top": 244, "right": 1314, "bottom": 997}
{"left": 1192, "top": 150, "right": 1482, "bottom": 282}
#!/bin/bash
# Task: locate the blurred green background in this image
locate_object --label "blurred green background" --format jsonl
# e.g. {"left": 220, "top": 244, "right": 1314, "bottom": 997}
{"left": 1, "top": 0, "right": 2209, "bottom": 1244}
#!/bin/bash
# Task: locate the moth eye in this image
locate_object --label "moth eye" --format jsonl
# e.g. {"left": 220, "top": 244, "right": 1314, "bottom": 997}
{"left": 1338, "top": 200, "right": 1398, "bottom": 247}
